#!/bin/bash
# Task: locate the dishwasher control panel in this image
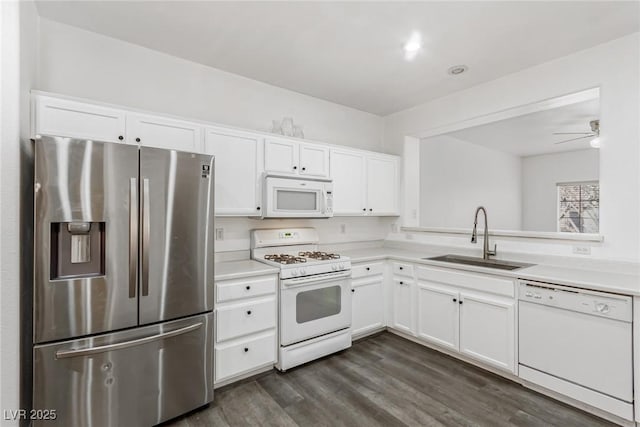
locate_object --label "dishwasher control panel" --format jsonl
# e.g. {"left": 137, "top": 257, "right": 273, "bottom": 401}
{"left": 518, "top": 282, "right": 632, "bottom": 322}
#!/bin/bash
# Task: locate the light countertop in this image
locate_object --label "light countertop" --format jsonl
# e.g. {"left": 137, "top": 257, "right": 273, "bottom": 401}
{"left": 214, "top": 260, "right": 279, "bottom": 281}
{"left": 341, "top": 246, "right": 640, "bottom": 296}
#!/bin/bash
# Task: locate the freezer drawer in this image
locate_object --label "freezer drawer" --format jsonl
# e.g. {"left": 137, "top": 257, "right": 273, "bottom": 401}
{"left": 33, "top": 313, "right": 213, "bottom": 427}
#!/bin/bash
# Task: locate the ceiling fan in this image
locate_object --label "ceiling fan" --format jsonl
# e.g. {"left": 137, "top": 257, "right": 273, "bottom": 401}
{"left": 553, "top": 119, "right": 600, "bottom": 147}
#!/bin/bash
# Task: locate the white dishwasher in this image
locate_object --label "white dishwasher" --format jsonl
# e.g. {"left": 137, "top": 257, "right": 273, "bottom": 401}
{"left": 518, "top": 281, "right": 633, "bottom": 420}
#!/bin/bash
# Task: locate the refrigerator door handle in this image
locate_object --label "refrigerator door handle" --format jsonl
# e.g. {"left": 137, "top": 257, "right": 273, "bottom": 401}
{"left": 54, "top": 322, "right": 203, "bottom": 359}
{"left": 129, "top": 177, "right": 138, "bottom": 298}
{"left": 142, "top": 178, "right": 150, "bottom": 296}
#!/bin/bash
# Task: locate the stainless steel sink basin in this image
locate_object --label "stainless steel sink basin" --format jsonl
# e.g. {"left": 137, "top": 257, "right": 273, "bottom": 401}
{"left": 425, "top": 254, "right": 533, "bottom": 271}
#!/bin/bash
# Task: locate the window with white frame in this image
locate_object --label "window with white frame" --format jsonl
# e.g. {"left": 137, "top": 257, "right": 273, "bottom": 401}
{"left": 557, "top": 182, "right": 599, "bottom": 233}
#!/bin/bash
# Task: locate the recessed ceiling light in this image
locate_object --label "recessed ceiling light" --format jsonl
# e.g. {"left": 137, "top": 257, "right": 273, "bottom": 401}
{"left": 447, "top": 65, "right": 468, "bottom": 75}
{"left": 403, "top": 32, "right": 422, "bottom": 60}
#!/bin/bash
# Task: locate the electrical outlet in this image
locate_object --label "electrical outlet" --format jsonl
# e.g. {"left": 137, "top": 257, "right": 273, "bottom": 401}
{"left": 572, "top": 245, "right": 591, "bottom": 255}
{"left": 215, "top": 228, "right": 224, "bottom": 240}
{"left": 340, "top": 224, "right": 346, "bottom": 234}
{"left": 391, "top": 223, "right": 399, "bottom": 233}
{"left": 405, "top": 233, "right": 414, "bottom": 240}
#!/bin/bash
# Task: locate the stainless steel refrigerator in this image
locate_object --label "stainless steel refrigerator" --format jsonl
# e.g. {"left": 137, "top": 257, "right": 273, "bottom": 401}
{"left": 32, "top": 136, "right": 214, "bottom": 427}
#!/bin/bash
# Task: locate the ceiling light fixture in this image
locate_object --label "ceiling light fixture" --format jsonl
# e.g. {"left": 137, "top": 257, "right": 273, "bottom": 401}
{"left": 447, "top": 65, "right": 468, "bottom": 75}
{"left": 403, "top": 32, "right": 422, "bottom": 61}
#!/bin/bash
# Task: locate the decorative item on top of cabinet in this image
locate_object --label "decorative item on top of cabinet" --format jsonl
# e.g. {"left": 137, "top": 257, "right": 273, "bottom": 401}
{"left": 271, "top": 117, "right": 303, "bottom": 138}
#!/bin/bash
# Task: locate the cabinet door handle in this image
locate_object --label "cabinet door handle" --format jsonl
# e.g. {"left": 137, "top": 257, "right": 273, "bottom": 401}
{"left": 362, "top": 208, "right": 366, "bottom": 211}
{"left": 246, "top": 310, "right": 252, "bottom": 315}
{"left": 453, "top": 298, "right": 457, "bottom": 302}
{"left": 365, "top": 267, "right": 370, "bottom": 271}
{"left": 118, "top": 135, "right": 124, "bottom": 141}
{"left": 351, "top": 289, "right": 355, "bottom": 293}
{"left": 459, "top": 300, "right": 463, "bottom": 305}
{"left": 244, "top": 347, "right": 249, "bottom": 353}
{"left": 399, "top": 281, "right": 404, "bottom": 285}
{"left": 301, "top": 167, "right": 306, "bottom": 171}
{"left": 369, "top": 208, "right": 373, "bottom": 212}
{"left": 246, "top": 285, "right": 251, "bottom": 290}
{"left": 399, "top": 266, "right": 404, "bottom": 270}
{"left": 135, "top": 137, "right": 141, "bottom": 143}
{"left": 293, "top": 166, "right": 297, "bottom": 170}
{"left": 256, "top": 206, "right": 261, "bottom": 211}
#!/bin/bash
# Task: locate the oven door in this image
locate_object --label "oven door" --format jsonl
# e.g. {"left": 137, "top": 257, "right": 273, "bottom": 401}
{"left": 264, "top": 176, "right": 331, "bottom": 218}
{"left": 280, "top": 271, "right": 351, "bottom": 346}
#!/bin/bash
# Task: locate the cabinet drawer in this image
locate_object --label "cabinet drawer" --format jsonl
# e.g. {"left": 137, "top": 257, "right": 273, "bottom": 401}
{"left": 392, "top": 262, "right": 414, "bottom": 277}
{"left": 416, "top": 266, "right": 514, "bottom": 298}
{"left": 352, "top": 262, "right": 384, "bottom": 279}
{"left": 215, "top": 332, "right": 276, "bottom": 382}
{"left": 216, "top": 297, "right": 276, "bottom": 342}
{"left": 216, "top": 276, "right": 277, "bottom": 303}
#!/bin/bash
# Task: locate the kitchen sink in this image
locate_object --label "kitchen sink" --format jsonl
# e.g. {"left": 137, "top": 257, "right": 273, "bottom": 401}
{"left": 425, "top": 254, "right": 533, "bottom": 271}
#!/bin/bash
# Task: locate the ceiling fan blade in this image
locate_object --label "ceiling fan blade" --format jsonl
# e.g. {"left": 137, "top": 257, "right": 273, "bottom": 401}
{"left": 554, "top": 135, "right": 592, "bottom": 144}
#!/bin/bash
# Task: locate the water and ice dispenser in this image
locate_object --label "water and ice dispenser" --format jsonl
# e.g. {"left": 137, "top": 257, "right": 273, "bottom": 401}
{"left": 50, "top": 221, "right": 105, "bottom": 280}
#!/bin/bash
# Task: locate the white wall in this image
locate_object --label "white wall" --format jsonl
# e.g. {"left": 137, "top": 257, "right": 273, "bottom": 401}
{"left": 37, "top": 18, "right": 384, "bottom": 152}
{"left": 420, "top": 135, "right": 521, "bottom": 230}
{"left": 522, "top": 149, "right": 599, "bottom": 232}
{"left": 1, "top": 0, "right": 38, "bottom": 423}
{"left": 386, "top": 33, "right": 640, "bottom": 261}
{"left": 36, "top": 18, "right": 396, "bottom": 253}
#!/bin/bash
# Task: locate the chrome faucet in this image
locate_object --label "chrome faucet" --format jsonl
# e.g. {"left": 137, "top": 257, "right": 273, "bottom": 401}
{"left": 471, "top": 206, "right": 497, "bottom": 260}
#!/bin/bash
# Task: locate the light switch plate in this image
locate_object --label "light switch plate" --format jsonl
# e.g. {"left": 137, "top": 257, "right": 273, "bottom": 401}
{"left": 340, "top": 224, "right": 346, "bottom": 234}
{"left": 215, "top": 228, "right": 224, "bottom": 240}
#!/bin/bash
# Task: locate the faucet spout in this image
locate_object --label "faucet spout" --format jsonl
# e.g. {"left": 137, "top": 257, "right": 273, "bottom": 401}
{"left": 471, "top": 206, "right": 497, "bottom": 260}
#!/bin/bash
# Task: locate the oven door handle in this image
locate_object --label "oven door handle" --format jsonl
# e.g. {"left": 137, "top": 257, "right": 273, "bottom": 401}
{"left": 283, "top": 270, "right": 351, "bottom": 287}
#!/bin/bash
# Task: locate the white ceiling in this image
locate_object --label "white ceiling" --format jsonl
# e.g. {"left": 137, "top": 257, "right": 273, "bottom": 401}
{"left": 35, "top": 1, "right": 639, "bottom": 116}
{"left": 445, "top": 98, "right": 600, "bottom": 157}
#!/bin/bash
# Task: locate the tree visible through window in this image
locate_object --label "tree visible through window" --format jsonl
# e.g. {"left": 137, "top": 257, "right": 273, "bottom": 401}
{"left": 558, "top": 182, "right": 599, "bottom": 233}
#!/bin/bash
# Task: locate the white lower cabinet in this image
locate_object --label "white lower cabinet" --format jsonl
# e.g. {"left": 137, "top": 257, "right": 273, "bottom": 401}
{"left": 417, "top": 283, "right": 459, "bottom": 350}
{"left": 214, "top": 274, "right": 278, "bottom": 384}
{"left": 389, "top": 264, "right": 516, "bottom": 374}
{"left": 459, "top": 291, "right": 515, "bottom": 372}
{"left": 352, "top": 277, "right": 384, "bottom": 336}
{"left": 392, "top": 277, "right": 415, "bottom": 335}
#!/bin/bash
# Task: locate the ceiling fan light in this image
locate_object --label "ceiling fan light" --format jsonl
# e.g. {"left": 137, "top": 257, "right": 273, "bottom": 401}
{"left": 590, "top": 137, "right": 601, "bottom": 148}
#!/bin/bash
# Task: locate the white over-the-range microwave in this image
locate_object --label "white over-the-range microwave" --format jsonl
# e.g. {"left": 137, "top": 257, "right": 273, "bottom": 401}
{"left": 257, "top": 175, "right": 333, "bottom": 218}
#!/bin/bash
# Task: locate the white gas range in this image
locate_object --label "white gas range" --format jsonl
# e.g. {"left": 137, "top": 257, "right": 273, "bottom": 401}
{"left": 251, "top": 228, "right": 352, "bottom": 371}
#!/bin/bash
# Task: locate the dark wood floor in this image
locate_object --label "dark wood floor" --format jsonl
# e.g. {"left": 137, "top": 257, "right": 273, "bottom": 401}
{"left": 165, "top": 332, "right": 614, "bottom": 427}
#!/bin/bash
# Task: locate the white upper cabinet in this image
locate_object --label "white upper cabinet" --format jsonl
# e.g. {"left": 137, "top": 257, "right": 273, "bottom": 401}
{"left": 299, "top": 143, "right": 330, "bottom": 177}
{"left": 330, "top": 149, "right": 400, "bottom": 216}
{"left": 330, "top": 149, "right": 367, "bottom": 215}
{"left": 33, "top": 95, "right": 126, "bottom": 143}
{"left": 264, "top": 137, "right": 329, "bottom": 178}
{"left": 264, "top": 138, "right": 299, "bottom": 175}
{"left": 203, "top": 127, "right": 264, "bottom": 216}
{"left": 366, "top": 155, "right": 399, "bottom": 215}
{"left": 127, "top": 114, "right": 203, "bottom": 152}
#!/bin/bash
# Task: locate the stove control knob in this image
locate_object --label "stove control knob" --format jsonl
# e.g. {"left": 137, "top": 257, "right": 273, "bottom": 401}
{"left": 338, "top": 263, "right": 345, "bottom": 270}
{"left": 331, "top": 264, "right": 338, "bottom": 271}
{"left": 300, "top": 269, "right": 306, "bottom": 275}
{"left": 291, "top": 269, "right": 299, "bottom": 277}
